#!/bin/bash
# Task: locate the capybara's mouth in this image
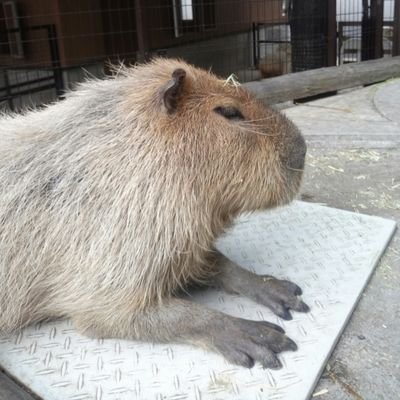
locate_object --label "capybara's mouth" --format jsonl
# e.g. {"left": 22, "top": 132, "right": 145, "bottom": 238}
{"left": 283, "top": 165, "right": 305, "bottom": 204}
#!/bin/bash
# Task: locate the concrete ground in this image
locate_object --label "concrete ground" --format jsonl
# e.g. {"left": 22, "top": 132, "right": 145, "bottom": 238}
{"left": 1, "top": 80, "right": 399, "bottom": 400}
{"left": 283, "top": 79, "right": 400, "bottom": 400}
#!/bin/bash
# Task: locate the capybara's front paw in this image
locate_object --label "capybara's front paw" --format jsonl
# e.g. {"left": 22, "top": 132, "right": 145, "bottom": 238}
{"left": 252, "top": 275, "right": 310, "bottom": 320}
{"left": 209, "top": 317, "right": 297, "bottom": 369}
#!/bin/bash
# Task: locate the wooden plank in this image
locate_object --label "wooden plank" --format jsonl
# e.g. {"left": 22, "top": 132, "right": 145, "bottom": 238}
{"left": 0, "top": 371, "right": 37, "bottom": 400}
{"left": 244, "top": 56, "right": 400, "bottom": 104}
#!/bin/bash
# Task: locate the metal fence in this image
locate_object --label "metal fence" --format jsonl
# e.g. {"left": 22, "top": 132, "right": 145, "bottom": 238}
{"left": 0, "top": 0, "right": 399, "bottom": 111}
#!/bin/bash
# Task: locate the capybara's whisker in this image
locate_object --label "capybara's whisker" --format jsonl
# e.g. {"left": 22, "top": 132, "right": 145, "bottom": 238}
{"left": 287, "top": 166, "right": 304, "bottom": 172}
{"left": 238, "top": 125, "right": 279, "bottom": 137}
{"left": 243, "top": 116, "right": 275, "bottom": 123}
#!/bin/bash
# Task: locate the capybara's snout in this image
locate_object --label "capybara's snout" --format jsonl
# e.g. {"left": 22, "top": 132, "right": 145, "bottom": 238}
{"left": 287, "top": 132, "right": 307, "bottom": 171}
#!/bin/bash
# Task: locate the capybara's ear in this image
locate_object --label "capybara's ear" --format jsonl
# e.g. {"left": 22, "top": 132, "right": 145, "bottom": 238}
{"left": 161, "top": 68, "right": 186, "bottom": 114}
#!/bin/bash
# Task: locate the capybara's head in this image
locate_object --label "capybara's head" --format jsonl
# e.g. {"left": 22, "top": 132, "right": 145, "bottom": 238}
{"left": 121, "top": 58, "right": 306, "bottom": 216}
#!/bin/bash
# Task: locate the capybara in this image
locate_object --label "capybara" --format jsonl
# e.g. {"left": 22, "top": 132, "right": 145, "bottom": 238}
{"left": 0, "top": 58, "right": 308, "bottom": 369}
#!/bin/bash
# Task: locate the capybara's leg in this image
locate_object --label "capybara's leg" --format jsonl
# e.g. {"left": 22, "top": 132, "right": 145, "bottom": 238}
{"left": 213, "top": 252, "right": 310, "bottom": 320}
{"left": 72, "top": 298, "right": 297, "bottom": 369}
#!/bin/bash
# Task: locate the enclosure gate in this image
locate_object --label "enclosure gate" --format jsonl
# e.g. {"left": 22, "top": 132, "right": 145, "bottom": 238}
{"left": 0, "top": 24, "right": 63, "bottom": 111}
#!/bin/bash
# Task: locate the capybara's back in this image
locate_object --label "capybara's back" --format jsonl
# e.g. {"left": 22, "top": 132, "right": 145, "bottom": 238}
{"left": 0, "top": 71, "right": 144, "bottom": 332}
{"left": 0, "top": 58, "right": 308, "bottom": 369}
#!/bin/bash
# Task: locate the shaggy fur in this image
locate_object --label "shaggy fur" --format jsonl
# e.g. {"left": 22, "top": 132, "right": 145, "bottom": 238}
{"left": 0, "top": 58, "right": 304, "bottom": 346}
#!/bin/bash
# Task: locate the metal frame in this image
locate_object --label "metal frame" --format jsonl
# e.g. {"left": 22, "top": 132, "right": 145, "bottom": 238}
{"left": 0, "top": 24, "right": 63, "bottom": 110}
{"left": 252, "top": 22, "right": 290, "bottom": 68}
{"left": 339, "top": 20, "right": 395, "bottom": 65}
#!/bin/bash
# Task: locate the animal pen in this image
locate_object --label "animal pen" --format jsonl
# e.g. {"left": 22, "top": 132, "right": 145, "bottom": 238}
{"left": 1, "top": 2, "right": 400, "bottom": 400}
{"left": 0, "top": 0, "right": 399, "bottom": 111}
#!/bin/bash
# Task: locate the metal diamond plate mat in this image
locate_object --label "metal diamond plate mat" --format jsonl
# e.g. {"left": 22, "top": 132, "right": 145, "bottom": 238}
{"left": 0, "top": 201, "right": 396, "bottom": 400}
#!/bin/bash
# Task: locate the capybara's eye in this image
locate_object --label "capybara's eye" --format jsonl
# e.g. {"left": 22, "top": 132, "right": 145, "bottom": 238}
{"left": 214, "top": 106, "right": 244, "bottom": 121}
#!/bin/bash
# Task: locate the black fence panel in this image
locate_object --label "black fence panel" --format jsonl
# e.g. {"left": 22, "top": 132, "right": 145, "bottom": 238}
{"left": 0, "top": 0, "right": 398, "bottom": 111}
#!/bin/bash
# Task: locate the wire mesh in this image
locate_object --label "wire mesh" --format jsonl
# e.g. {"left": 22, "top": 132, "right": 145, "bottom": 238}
{"left": 0, "top": 0, "right": 398, "bottom": 111}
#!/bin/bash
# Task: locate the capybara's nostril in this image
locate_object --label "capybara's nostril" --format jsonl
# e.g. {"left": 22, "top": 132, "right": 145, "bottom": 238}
{"left": 288, "top": 134, "right": 306, "bottom": 171}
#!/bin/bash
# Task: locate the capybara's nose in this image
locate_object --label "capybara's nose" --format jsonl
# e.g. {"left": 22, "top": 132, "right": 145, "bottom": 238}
{"left": 288, "top": 133, "right": 307, "bottom": 171}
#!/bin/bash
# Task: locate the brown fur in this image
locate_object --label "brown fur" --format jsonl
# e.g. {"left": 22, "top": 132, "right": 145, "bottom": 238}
{"left": 0, "top": 58, "right": 307, "bottom": 368}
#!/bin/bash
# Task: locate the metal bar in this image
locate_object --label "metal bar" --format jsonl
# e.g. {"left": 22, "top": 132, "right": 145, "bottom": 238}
{"left": 0, "top": 83, "right": 56, "bottom": 101}
{"left": 0, "top": 76, "right": 54, "bottom": 92}
{"left": 338, "top": 22, "right": 343, "bottom": 65}
{"left": 257, "top": 40, "right": 290, "bottom": 44}
{"left": 327, "top": 0, "right": 337, "bottom": 66}
{"left": 371, "top": 0, "right": 384, "bottom": 58}
{"left": 361, "top": 0, "right": 370, "bottom": 61}
{"left": 2, "top": 70, "right": 14, "bottom": 111}
{"left": 394, "top": 0, "right": 400, "bottom": 56}
{"left": 172, "top": 0, "right": 180, "bottom": 38}
{"left": 135, "top": 0, "right": 150, "bottom": 61}
{"left": 256, "top": 21, "right": 260, "bottom": 67}
{"left": 0, "top": 25, "right": 59, "bottom": 34}
{"left": 252, "top": 22, "right": 257, "bottom": 67}
{"left": 47, "top": 24, "right": 63, "bottom": 96}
